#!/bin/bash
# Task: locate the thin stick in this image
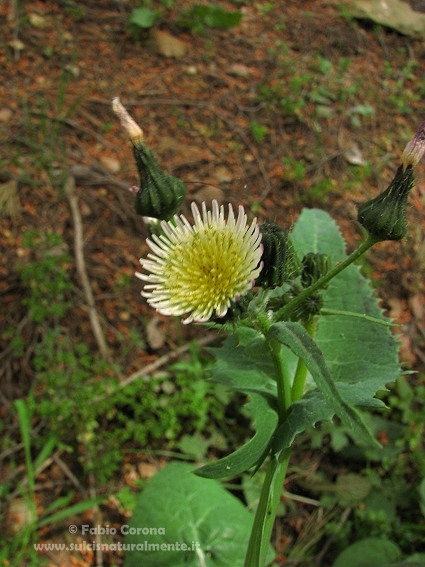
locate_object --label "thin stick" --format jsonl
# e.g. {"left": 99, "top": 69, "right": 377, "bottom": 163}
{"left": 65, "top": 176, "right": 110, "bottom": 359}
{"left": 315, "top": 507, "right": 352, "bottom": 566}
{"left": 52, "top": 452, "right": 84, "bottom": 491}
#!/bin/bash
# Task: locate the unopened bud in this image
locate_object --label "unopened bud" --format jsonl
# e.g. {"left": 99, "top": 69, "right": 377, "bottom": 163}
{"left": 401, "top": 121, "right": 425, "bottom": 169}
{"left": 112, "top": 98, "right": 186, "bottom": 221}
{"left": 358, "top": 165, "right": 414, "bottom": 241}
{"left": 112, "top": 97, "right": 144, "bottom": 144}
{"left": 256, "top": 223, "right": 300, "bottom": 288}
{"left": 133, "top": 144, "right": 186, "bottom": 221}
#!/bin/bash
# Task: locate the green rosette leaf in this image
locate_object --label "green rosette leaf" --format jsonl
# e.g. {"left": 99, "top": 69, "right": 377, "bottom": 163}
{"left": 124, "top": 462, "right": 275, "bottom": 567}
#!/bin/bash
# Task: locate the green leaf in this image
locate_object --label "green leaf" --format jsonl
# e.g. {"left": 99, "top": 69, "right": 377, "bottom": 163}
{"left": 291, "top": 210, "right": 400, "bottom": 391}
{"left": 129, "top": 7, "right": 159, "bottom": 29}
{"left": 203, "top": 6, "right": 243, "bottom": 30}
{"left": 392, "top": 554, "right": 425, "bottom": 566}
{"left": 194, "top": 393, "right": 278, "bottom": 479}
{"left": 15, "top": 399, "right": 35, "bottom": 491}
{"left": 332, "top": 537, "right": 402, "bottom": 567}
{"left": 124, "top": 462, "right": 273, "bottom": 567}
{"left": 272, "top": 209, "right": 402, "bottom": 448}
{"left": 207, "top": 327, "right": 277, "bottom": 395}
{"left": 39, "top": 491, "right": 75, "bottom": 518}
{"left": 33, "top": 435, "right": 57, "bottom": 473}
{"left": 196, "top": 328, "right": 279, "bottom": 478}
{"left": 269, "top": 321, "right": 377, "bottom": 446}
{"left": 333, "top": 473, "right": 372, "bottom": 506}
{"left": 179, "top": 6, "right": 242, "bottom": 32}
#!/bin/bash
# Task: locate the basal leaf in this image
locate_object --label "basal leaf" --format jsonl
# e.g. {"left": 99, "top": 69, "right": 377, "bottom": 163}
{"left": 194, "top": 393, "right": 278, "bottom": 479}
{"left": 124, "top": 462, "right": 274, "bottom": 567}
{"left": 332, "top": 537, "right": 401, "bottom": 567}
{"left": 268, "top": 321, "right": 376, "bottom": 446}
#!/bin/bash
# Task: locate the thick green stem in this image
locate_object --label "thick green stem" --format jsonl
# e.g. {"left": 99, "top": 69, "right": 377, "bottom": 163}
{"left": 269, "top": 338, "right": 292, "bottom": 422}
{"left": 291, "top": 317, "right": 318, "bottom": 402}
{"left": 275, "top": 235, "right": 377, "bottom": 321}
{"left": 244, "top": 337, "right": 293, "bottom": 567}
{"left": 244, "top": 449, "right": 291, "bottom": 567}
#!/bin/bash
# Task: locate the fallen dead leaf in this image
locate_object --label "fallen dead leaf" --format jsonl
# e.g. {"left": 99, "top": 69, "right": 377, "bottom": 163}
{"left": 408, "top": 294, "right": 425, "bottom": 320}
{"left": 150, "top": 29, "right": 187, "bottom": 58}
{"left": 29, "top": 13, "right": 47, "bottom": 28}
{"left": 100, "top": 155, "right": 121, "bottom": 174}
{"left": 193, "top": 185, "right": 225, "bottom": 205}
{"left": 137, "top": 462, "right": 159, "bottom": 479}
{"left": 0, "top": 108, "right": 13, "bottom": 122}
{"left": 227, "top": 63, "right": 251, "bottom": 77}
{"left": 0, "top": 179, "right": 20, "bottom": 218}
{"left": 146, "top": 316, "right": 165, "bottom": 349}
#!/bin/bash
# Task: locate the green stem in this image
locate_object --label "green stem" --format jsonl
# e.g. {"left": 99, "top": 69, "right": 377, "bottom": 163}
{"left": 244, "top": 337, "right": 293, "bottom": 567}
{"left": 291, "top": 317, "right": 318, "bottom": 402}
{"left": 275, "top": 235, "right": 377, "bottom": 321}
{"left": 269, "top": 338, "right": 292, "bottom": 422}
{"left": 244, "top": 448, "right": 291, "bottom": 567}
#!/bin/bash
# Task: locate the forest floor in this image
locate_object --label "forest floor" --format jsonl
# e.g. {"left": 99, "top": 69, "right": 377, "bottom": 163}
{"left": 1, "top": 1, "right": 425, "bottom": 565}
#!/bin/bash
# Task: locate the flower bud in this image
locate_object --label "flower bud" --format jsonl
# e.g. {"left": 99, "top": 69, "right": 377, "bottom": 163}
{"left": 112, "top": 97, "right": 186, "bottom": 221}
{"left": 357, "top": 165, "right": 414, "bottom": 242}
{"left": 256, "top": 223, "right": 300, "bottom": 288}
{"left": 133, "top": 144, "right": 186, "bottom": 220}
{"left": 301, "top": 253, "right": 331, "bottom": 288}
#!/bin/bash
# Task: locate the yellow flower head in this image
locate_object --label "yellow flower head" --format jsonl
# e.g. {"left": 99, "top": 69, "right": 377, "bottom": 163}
{"left": 136, "top": 200, "right": 262, "bottom": 324}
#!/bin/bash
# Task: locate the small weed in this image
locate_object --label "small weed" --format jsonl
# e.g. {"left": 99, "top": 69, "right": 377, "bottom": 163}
{"left": 8, "top": 71, "right": 82, "bottom": 189}
{"left": 177, "top": 5, "right": 243, "bottom": 36}
{"left": 249, "top": 120, "right": 268, "bottom": 143}
{"left": 0, "top": 400, "right": 101, "bottom": 566}
{"left": 64, "top": 0, "right": 86, "bottom": 20}
{"left": 345, "top": 104, "right": 375, "bottom": 128}
{"left": 19, "top": 231, "right": 73, "bottom": 323}
{"left": 257, "top": 3, "right": 275, "bottom": 14}
{"left": 12, "top": 230, "right": 228, "bottom": 487}
{"left": 304, "top": 178, "right": 335, "bottom": 203}
{"left": 301, "top": 373, "right": 425, "bottom": 560}
{"left": 282, "top": 156, "right": 306, "bottom": 182}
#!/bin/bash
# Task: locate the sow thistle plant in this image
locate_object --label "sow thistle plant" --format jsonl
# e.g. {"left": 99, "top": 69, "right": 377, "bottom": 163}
{"left": 113, "top": 98, "right": 423, "bottom": 567}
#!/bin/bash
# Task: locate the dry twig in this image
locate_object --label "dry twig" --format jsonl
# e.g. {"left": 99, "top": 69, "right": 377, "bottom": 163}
{"left": 65, "top": 176, "right": 110, "bottom": 360}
